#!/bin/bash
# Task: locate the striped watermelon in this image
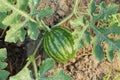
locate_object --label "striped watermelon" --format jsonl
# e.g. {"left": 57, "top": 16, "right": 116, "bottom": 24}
{"left": 43, "top": 26, "right": 75, "bottom": 62}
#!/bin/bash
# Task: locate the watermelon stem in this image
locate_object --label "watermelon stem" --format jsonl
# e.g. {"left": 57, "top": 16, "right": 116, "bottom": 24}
{"left": 40, "top": 20, "right": 51, "bottom": 32}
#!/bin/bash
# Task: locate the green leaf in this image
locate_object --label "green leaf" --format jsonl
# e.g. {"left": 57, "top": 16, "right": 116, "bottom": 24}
{"left": 38, "top": 58, "right": 73, "bottom": 80}
{"left": 88, "top": 0, "right": 96, "bottom": 16}
{"left": 0, "top": 12, "right": 7, "bottom": 29}
{"left": 10, "top": 68, "right": 33, "bottom": 80}
{"left": 95, "top": 1, "right": 119, "bottom": 21}
{"left": 51, "top": 70, "right": 73, "bottom": 80}
{"left": 2, "top": 12, "right": 21, "bottom": 26}
{"left": 45, "top": 70, "right": 73, "bottom": 80}
{"left": 93, "top": 44, "right": 104, "bottom": 61}
{"left": 0, "top": 62, "right": 7, "bottom": 70}
{"left": 70, "top": 16, "right": 87, "bottom": 28}
{"left": 71, "top": 1, "right": 120, "bottom": 62}
{"left": 29, "top": 0, "right": 41, "bottom": 13}
{"left": 87, "top": 1, "right": 119, "bottom": 62}
{"left": 1, "top": 0, "right": 36, "bottom": 43}
{"left": 0, "top": 0, "right": 11, "bottom": 12}
{"left": 0, "top": 49, "right": 8, "bottom": 70}
{"left": 106, "top": 49, "right": 114, "bottom": 62}
{"left": 16, "top": 0, "right": 29, "bottom": 10}
{"left": 72, "top": 25, "right": 90, "bottom": 50}
{"left": 0, "top": 48, "right": 7, "bottom": 60}
{"left": 85, "top": 31, "right": 91, "bottom": 44}
{"left": 93, "top": 37, "right": 104, "bottom": 61}
{"left": 27, "top": 21, "right": 40, "bottom": 40}
{"left": 29, "top": 0, "right": 41, "bottom": 7}
{"left": 79, "top": 30, "right": 91, "bottom": 47}
{"left": 72, "top": 30, "right": 82, "bottom": 49}
{"left": 90, "top": 22, "right": 120, "bottom": 61}
{"left": 8, "top": 0, "right": 15, "bottom": 4}
{"left": 5, "top": 23, "right": 26, "bottom": 43}
{"left": 0, "top": 48, "right": 9, "bottom": 80}
{"left": 0, "top": 0, "right": 53, "bottom": 43}
{"left": 39, "top": 58, "right": 55, "bottom": 77}
{"left": 109, "top": 14, "right": 120, "bottom": 27}
{"left": 0, "top": 70, "right": 9, "bottom": 80}
{"left": 1, "top": 0, "right": 28, "bottom": 43}
{"left": 94, "top": 1, "right": 106, "bottom": 21}
{"left": 70, "top": 19, "right": 83, "bottom": 28}
{"left": 2, "top": 0, "right": 29, "bottom": 26}
{"left": 104, "top": 3, "right": 118, "bottom": 19}
{"left": 107, "top": 25, "right": 120, "bottom": 34}
{"left": 37, "top": 7, "right": 54, "bottom": 20}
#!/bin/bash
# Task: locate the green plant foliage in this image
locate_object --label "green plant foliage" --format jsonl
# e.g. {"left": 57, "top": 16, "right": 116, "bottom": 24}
{"left": 0, "top": 0, "right": 11, "bottom": 12}
{"left": 92, "top": 37, "right": 104, "bottom": 61}
{"left": 89, "top": 1, "right": 119, "bottom": 61}
{"left": 91, "top": 24, "right": 120, "bottom": 61}
{"left": 72, "top": 28, "right": 91, "bottom": 50}
{"left": 0, "top": 0, "right": 54, "bottom": 43}
{"left": 0, "top": 48, "right": 9, "bottom": 80}
{"left": 27, "top": 21, "right": 40, "bottom": 40}
{"left": 0, "top": 12, "right": 7, "bottom": 29}
{"left": 37, "top": 7, "right": 54, "bottom": 20}
{"left": 88, "top": 0, "right": 96, "bottom": 16}
{"left": 39, "top": 58, "right": 55, "bottom": 77}
{"left": 9, "top": 68, "right": 33, "bottom": 80}
{"left": 70, "top": 16, "right": 86, "bottom": 28}
{"left": 95, "top": 1, "right": 119, "bottom": 22}
{"left": 71, "top": 0, "right": 120, "bottom": 62}
{"left": 28, "top": 0, "right": 41, "bottom": 16}
{"left": 38, "top": 58, "right": 73, "bottom": 80}
{"left": 9, "top": 58, "right": 73, "bottom": 80}
{"left": 5, "top": 22, "right": 27, "bottom": 43}
{"left": 71, "top": 16, "right": 91, "bottom": 50}
{"left": 110, "top": 14, "right": 120, "bottom": 26}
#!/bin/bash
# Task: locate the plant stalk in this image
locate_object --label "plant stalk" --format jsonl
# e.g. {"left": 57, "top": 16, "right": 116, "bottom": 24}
{"left": 32, "top": 60, "right": 38, "bottom": 80}
{"left": 54, "top": 0, "right": 80, "bottom": 27}
{"left": 33, "top": 38, "right": 43, "bottom": 56}
{"left": 54, "top": 12, "right": 74, "bottom": 27}
{"left": 73, "top": 0, "right": 79, "bottom": 14}
{"left": 24, "top": 61, "right": 31, "bottom": 68}
{"left": 40, "top": 20, "right": 51, "bottom": 32}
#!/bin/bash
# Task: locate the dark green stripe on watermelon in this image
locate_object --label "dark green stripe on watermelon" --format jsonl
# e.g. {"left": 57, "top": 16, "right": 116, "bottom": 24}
{"left": 43, "top": 30, "right": 65, "bottom": 62}
{"left": 52, "top": 29, "right": 73, "bottom": 58}
{"left": 43, "top": 26, "right": 76, "bottom": 62}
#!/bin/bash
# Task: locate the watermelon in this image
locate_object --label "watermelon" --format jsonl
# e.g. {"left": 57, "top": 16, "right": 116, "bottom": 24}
{"left": 43, "top": 26, "right": 76, "bottom": 62}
